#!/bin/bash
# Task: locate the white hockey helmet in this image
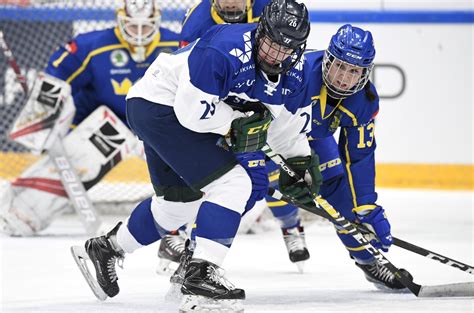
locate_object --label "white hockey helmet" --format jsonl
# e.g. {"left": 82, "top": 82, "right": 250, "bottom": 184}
{"left": 116, "top": 0, "right": 161, "bottom": 47}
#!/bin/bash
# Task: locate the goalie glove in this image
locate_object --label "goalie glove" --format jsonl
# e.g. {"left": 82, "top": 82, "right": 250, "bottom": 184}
{"left": 356, "top": 206, "right": 393, "bottom": 252}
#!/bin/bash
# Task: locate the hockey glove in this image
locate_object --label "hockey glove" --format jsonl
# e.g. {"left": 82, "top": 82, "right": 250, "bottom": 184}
{"left": 356, "top": 206, "right": 392, "bottom": 252}
{"left": 235, "top": 151, "right": 269, "bottom": 211}
{"left": 229, "top": 110, "right": 271, "bottom": 153}
{"left": 278, "top": 152, "right": 323, "bottom": 207}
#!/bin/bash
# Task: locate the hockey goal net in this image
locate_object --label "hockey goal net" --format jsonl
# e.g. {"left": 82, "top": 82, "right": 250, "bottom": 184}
{"left": 0, "top": 0, "right": 198, "bottom": 213}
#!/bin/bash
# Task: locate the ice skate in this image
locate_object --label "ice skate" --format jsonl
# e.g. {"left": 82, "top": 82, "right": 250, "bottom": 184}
{"left": 179, "top": 259, "right": 245, "bottom": 313}
{"left": 71, "top": 222, "right": 124, "bottom": 300}
{"left": 165, "top": 239, "right": 194, "bottom": 302}
{"left": 282, "top": 225, "right": 310, "bottom": 273}
{"left": 157, "top": 229, "right": 187, "bottom": 275}
{"left": 356, "top": 259, "right": 413, "bottom": 291}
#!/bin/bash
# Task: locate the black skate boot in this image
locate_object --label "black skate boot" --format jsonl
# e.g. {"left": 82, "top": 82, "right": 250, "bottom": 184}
{"left": 180, "top": 259, "right": 245, "bottom": 312}
{"left": 282, "top": 226, "right": 310, "bottom": 272}
{"left": 165, "top": 239, "right": 194, "bottom": 302}
{"left": 356, "top": 259, "right": 413, "bottom": 290}
{"left": 85, "top": 222, "right": 125, "bottom": 298}
{"left": 157, "top": 229, "right": 187, "bottom": 274}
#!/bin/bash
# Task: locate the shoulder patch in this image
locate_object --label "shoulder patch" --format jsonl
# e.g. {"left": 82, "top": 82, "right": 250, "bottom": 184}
{"left": 65, "top": 40, "right": 78, "bottom": 54}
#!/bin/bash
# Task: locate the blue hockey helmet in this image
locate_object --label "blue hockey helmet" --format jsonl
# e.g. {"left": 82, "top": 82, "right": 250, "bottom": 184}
{"left": 255, "top": 0, "right": 310, "bottom": 75}
{"left": 322, "top": 24, "right": 376, "bottom": 99}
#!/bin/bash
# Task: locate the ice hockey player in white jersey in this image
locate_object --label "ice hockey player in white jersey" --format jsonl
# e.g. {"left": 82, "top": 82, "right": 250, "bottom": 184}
{"left": 71, "top": 0, "right": 319, "bottom": 311}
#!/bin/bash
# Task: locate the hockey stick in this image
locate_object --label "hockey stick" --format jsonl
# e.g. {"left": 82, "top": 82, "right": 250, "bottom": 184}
{"left": 1, "top": 30, "right": 102, "bottom": 235}
{"left": 0, "top": 29, "right": 28, "bottom": 94}
{"left": 262, "top": 144, "right": 473, "bottom": 297}
{"left": 268, "top": 187, "right": 474, "bottom": 276}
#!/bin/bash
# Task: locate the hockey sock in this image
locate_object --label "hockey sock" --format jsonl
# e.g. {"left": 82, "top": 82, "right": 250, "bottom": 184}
{"left": 125, "top": 197, "right": 169, "bottom": 246}
{"left": 267, "top": 197, "right": 300, "bottom": 229}
{"left": 193, "top": 201, "right": 241, "bottom": 266}
{"left": 336, "top": 230, "right": 375, "bottom": 263}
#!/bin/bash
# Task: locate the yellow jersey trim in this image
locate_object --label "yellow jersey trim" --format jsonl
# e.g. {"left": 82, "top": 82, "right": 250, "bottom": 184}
{"left": 66, "top": 43, "right": 124, "bottom": 83}
{"left": 267, "top": 201, "right": 288, "bottom": 207}
{"left": 343, "top": 128, "right": 358, "bottom": 209}
{"left": 182, "top": 1, "right": 202, "bottom": 27}
{"left": 52, "top": 51, "right": 69, "bottom": 68}
{"left": 352, "top": 204, "right": 378, "bottom": 214}
{"left": 338, "top": 104, "right": 358, "bottom": 126}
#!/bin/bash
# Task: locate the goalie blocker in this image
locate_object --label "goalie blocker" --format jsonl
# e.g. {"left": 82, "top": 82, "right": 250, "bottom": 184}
{"left": 0, "top": 74, "right": 140, "bottom": 236}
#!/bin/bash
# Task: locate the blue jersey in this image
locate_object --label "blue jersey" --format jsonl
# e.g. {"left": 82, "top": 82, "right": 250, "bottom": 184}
{"left": 45, "top": 27, "right": 180, "bottom": 125}
{"left": 179, "top": 0, "right": 269, "bottom": 47}
{"left": 128, "top": 23, "right": 311, "bottom": 159}
{"left": 288, "top": 50, "right": 380, "bottom": 208}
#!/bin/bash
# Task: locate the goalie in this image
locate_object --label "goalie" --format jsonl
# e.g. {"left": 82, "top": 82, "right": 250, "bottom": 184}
{"left": 0, "top": 0, "right": 179, "bottom": 236}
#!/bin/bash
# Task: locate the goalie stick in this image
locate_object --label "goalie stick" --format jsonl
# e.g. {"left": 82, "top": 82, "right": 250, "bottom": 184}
{"left": 0, "top": 29, "right": 28, "bottom": 94}
{"left": 1, "top": 29, "right": 102, "bottom": 235}
{"left": 262, "top": 144, "right": 473, "bottom": 298}
{"left": 268, "top": 187, "right": 474, "bottom": 276}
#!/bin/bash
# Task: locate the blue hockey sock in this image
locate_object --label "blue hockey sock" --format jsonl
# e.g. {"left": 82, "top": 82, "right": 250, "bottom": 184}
{"left": 336, "top": 231, "right": 374, "bottom": 263}
{"left": 194, "top": 201, "right": 241, "bottom": 248}
{"left": 127, "top": 197, "right": 168, "bottom": 246}
{"left": 267, "top": 197, "right": 300, "bottom": 229}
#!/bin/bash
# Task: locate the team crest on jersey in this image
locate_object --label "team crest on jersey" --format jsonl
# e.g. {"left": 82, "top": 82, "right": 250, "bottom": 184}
{"left": 229, "top": 31, "right": 252, "bottom": 64}
{"left": 329, "top": 111, "right": 342, "bottom": 132}
{"left": 110, "top": 50, "right": 129, "bottom": 67}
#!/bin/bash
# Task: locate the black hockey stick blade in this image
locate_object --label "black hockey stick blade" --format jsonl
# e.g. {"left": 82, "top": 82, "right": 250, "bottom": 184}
{"left": 70, "top": 245, "right": 108, "bottom": 301}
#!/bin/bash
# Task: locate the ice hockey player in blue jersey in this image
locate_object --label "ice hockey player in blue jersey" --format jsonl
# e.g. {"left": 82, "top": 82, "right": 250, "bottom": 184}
{"left": 180, "top": 0, "right": 270, "bottom": 47}
{"left": 175, "top": 0, "right": 312, "bottom": 273}
{"left": 74, "top": 0, "right": 316, "bottom": 311}
{"left": 45, "top": 0, "right": 179, "bottom": 126}
{"left": 288, "top": 24, "right": 413, "bottom": 290}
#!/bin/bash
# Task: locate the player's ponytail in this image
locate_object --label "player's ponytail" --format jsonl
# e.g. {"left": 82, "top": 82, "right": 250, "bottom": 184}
{"left": 364, "top": 82, "right": 377, "bottom": 102}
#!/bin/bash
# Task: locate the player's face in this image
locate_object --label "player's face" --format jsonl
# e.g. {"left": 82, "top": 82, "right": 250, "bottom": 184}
{"left": 326, "top": 59, "right": 364, "bottom": 91}
{"left": 215, "top": 0, "right": 246, "bottom": 13}
{"left": 257, "top": 35, "right": 294, "bottom": 66}
{"left": 124, "top": 20, "right": 155, "bottom": 39}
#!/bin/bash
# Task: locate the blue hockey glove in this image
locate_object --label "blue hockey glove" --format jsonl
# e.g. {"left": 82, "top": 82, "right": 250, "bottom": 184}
{"left": 235, "top": 151, "right": 269, "bottom": 211}
{"left": 357, "top": 206, "right": 393, "bottom": 252}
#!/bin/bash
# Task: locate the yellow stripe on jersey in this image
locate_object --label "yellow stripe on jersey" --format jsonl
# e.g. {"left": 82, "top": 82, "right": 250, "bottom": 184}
{"left": 346, "top": 245, "right": 366, "bottom": 251}
{"left": 343, "top": 128, "right": 358, "bottom": 209}
{"left": 52, "top": 51, "right": 69, "bottom": 68}
{"left": 66, "top": 43, "right": 124, "bottom": 84}
{"left": 338, "top": 104, "right": 358, "bottom": 126}
{"left": 182, "top": 1, "right": 202, "bottom": 27}
{"left": 352, "top": 204, "right": 377, "bottom": 214}
{"left": 267, "top": 201, "right": 288, "bottom": 207}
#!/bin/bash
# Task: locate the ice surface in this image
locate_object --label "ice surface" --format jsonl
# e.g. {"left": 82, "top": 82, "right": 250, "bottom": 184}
{"left": 1, "top": 189, "right": 473, "bottom": 313}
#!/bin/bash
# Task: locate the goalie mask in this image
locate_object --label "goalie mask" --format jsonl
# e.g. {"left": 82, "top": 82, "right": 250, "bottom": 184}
{"left": 255, "top": 0, "right": 310, "bottom": 75}
{"left": 211, "top": 0, "right": 254, "bottom": 23}
{"left": 116, "top": 0, "right": 161, "bottom": 61}
{"left": 322, "top": 24, "right": 376, "bottom": 99}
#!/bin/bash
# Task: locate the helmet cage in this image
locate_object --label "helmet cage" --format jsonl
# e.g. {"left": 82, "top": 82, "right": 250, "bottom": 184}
{"left": 211, "top": 0, "right": 253, "bottom": 23}
{"left": 322, "top": 50, "right": 374, "bottom": 99}
{"left": 117, "top": 8, "right": 160, "bottom": 47}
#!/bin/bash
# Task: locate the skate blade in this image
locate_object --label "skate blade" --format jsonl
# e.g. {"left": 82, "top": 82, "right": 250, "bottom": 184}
{"left": 164, "top": 282, "right": 184, "bottom": 303}
{"left": 179, "top": 295, "right": 244, "bottom": 313}
{"left": 70, "top": 245, "right": 108, "bottom": 301}
{"left": 156, "top": 258, "right": 179, "bottom": 276}
{"left": 295, "top": 261, "right": 306, "bottom": 273}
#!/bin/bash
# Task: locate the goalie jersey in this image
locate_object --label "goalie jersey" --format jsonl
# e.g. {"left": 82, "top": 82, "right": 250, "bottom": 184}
{"left": 288, "top": 50, "right": 380, "bottom": 208}
{"left": 45, "top": 27, "right": 179, "bottom": 126}
{"left": 127, "top": 23, "right": 311, "bottom": 159}
{"left": 179, "top": 0, "right": 269, "bottom": 47}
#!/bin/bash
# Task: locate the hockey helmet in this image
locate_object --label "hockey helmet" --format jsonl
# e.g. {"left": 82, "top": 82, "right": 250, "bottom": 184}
{"left": 116, "top": 0, "right": 161, "bottom": 47}
{"left": 322, "top": 24, "right": 376, "bottom": 99}
{"left": 255, "top": 0, "right": 310, "bottom": 75}
{"left": 211, "top": 0, "right": 255, "bottom": 23}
